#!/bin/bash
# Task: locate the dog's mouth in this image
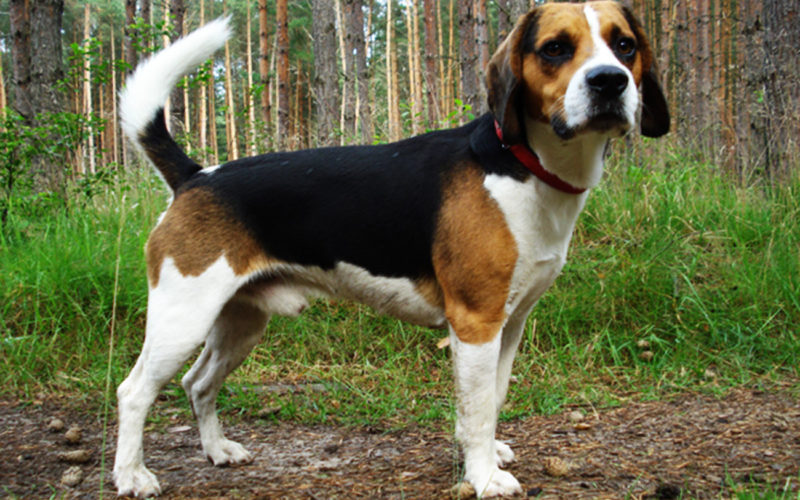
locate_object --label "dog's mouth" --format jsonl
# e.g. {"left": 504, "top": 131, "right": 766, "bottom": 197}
{"left": 551, "top": 104, "right": 632, "bottom": 140}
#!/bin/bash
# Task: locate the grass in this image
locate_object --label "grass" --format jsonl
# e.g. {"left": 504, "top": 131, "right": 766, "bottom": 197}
{"left": 1, "top": 141, "right": 798, "bottom": 432}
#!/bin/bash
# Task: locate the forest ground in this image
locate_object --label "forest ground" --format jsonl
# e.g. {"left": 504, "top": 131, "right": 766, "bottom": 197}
{"left": 2, "top": 387, "right": 799, "bottom": 499}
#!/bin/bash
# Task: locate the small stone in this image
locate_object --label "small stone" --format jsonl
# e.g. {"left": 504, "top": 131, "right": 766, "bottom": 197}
{"left": 450, "top": 481, "right": 476, "bottom": 498}
{"left": 543, "top": 456, "right": 571, "bottom": 477}
{"left": 60, "top": 466, "right": 83, "bottom": 487}
{"left": 636, "top": 339, "right": 651, "bottom": 349}
{"left": 47, "top": 418, "right": 65, "bottom": 432}
{"left": 639, "top": 350, "right": 654, "bottom": 361}
{"left": 64, "top": 426, "right": 82, "bottom": 444}
{"left": 257, "top": 406, "right": 281, "bottom": 418}
{"left": 167, "top": 425, "right": 191, "bottom": 433}
{"left": 567, "top": 410, "right": 584, "bottom": 423}
{"left": 573, "top": 422, "right": 592, "bottom": 431}
{"left": 58, "top": 449, "right": 92, "bottom": 464}
{"left": 704, "top": 368, "right": 717, "bottom": 379}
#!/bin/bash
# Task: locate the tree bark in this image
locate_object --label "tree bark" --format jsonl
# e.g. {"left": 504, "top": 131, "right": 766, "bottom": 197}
{"left": 423, "top": 0, "right": 440, "bottom": 125}
{"left": 258, "top": 0, "right": 272, "bottom": 148}
{"left": 458, "top": 0, "right": 479, "bottom": 119}
{"left": 124, "top": 0, "right": 137, "bottom": 72}
{"left": 9, "top": 0, "right": 66, "bottom": 191}
{"left": 312, "top": 0, "right": 339, "bottom": 146}
{"left": 276, "top": 0, "right": 290, "bottom": 148}
{"left": 169, "top": 0, "right": 186, "bottom": 133}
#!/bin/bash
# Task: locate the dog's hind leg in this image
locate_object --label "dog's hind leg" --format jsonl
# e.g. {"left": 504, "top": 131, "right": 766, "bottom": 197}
{"left": 114, "top": 257, "right": 245, "bottom": 498}
{"left": 181, "top": 298, "right": 268, "bottom": 466}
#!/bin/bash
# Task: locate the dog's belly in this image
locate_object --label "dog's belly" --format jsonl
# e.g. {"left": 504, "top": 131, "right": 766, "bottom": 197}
{"left": 239, "top": 262, "right": 447, "bottom": 329}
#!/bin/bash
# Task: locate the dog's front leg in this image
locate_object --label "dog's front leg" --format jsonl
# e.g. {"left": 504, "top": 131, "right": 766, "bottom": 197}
{"left": 451, "top": 327, "right": 522, "bottom": 497}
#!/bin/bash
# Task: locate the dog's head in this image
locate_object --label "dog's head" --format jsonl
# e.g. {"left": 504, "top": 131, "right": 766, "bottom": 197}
{"left": 487, "top": 1, "right": 669, "bottom": 143}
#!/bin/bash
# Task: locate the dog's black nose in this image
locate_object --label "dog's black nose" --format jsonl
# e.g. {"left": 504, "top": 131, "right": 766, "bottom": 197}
{"left": 586, "top": 66, "right": 629, "bottom": 98}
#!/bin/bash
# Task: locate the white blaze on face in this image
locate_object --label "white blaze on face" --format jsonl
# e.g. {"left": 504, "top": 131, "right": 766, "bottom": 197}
{"left": 561, "top": 5, "right": 639, "bottom": 132}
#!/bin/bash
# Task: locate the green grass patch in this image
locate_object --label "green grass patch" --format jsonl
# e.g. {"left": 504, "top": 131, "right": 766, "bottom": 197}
{"left": 1, "top": 147, "right": 798, "bottom": 429}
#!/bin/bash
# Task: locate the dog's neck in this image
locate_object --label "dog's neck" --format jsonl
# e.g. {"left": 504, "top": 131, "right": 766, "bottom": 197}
{"left": 525, "top": 118, "right": 610, "bottom": 192}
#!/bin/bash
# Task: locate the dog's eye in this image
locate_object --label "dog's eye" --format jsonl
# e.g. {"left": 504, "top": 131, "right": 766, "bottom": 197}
{"left": 615, "top": 37, "right": 637, "bottom": 57}
{"left": 539, "top": 40, "right": 573, "bottom": 62}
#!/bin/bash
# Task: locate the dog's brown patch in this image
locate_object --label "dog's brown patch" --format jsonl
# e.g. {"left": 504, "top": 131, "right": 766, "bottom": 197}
{"left": 146, "top": 188, "right": 275, "bottom": 287}
{"left": 433, "top": 165, "right": 517, "bottom": 344}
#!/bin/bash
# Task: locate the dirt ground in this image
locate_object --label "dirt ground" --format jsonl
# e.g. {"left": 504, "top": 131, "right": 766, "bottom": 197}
{"left": 2, "top": 388, "right": 799, "bottom": 499}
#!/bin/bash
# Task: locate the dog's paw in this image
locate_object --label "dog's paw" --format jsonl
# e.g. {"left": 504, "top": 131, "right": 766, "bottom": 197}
{"left": 467, "top": 467, "right": 522, "bottom": 498}
{"left": 204, "top": 438, "right": 254, "bottom": 466}
{"left": 115, "top": 464, "right": 161, "bottom": 498}
{"left": 494, "top": 440, "right": 515, "bottom": 467}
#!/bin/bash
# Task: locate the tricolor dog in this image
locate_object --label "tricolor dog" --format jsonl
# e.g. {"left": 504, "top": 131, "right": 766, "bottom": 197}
{"left": 114, "top": 1, "right": 669, "bottom": 497}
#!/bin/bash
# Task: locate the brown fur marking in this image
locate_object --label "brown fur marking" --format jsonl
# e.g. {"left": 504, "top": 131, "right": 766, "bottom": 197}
{"left": 433, "top": 165, "right": 518, "bottom": 344}
{"left": 146, "top": 188, "right": 275, "bottom": 287}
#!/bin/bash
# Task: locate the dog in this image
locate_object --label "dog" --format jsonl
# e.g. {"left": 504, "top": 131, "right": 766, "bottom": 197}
{"left": 114, "top": 2, "right": 668, "bottom": 497}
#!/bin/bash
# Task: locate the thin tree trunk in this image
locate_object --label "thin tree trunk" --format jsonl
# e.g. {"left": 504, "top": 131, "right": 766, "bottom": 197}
{"left": 474, "top": 0, "right": 488, "bottom": 114}
{"left": 223, "top": 20, "right": 238, "bottom": 160}
{"left": 312, "top": 0, "right": 339, "bottom": 146}
{"left": 276, "top": 0, "right": 290, "bottom": 149}
{"left": 124, "top": 0, "right": 137, "bottom": 71}
{"left": 445, "top": 0, "right": 456, "bottom": 119}
{"left": 170, "top": 0, "right": 186, "bottom": 133}
{"left": 161, "top": 5, "right": 171, "bottom": 132}
{"left": 198, "top": 0, "right": 208, "bottom": 163}
{"left": 246, "top": 2, "right": 257, "bottom": 155}
{"left": 351, "top": 0, "right": 372, "bottom": 144}
{"left": 258, "top": 0, "right": 272, "bottom": 148}
{"left": 142, "top": 0, "right": 151, "bottom": 52}
{"left": 423, "top": 0, "right": 440, "bottom": 126}
{"left": 82, "top": 3, "right": 95, "bottom": 175}
{"left": 386, "top": 0, "right": 401, "bottom": 140}
{"left": 110, "top": 27, "right": 119, "bottom": 165}
{"left": 459, "top": 0, "right": 479, "bottom": 118}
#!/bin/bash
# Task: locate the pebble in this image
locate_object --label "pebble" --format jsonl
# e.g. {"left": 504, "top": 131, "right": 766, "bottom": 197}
{"left": 47, "top": 418, "right": 65, "bottom": 433}
{"left": 60, "top": 466, "right": 83, "bottom": 487}
{"left": 636, "top": 339, "right": 651, "bottom": 349}
{"left": 639, "top": 350, "right": 655, "bottom": 361}
{"left": 543, "top": 456, "right": 571, "bottom": 477}
{"left": 58, "top": 449, "right": 92, "bottom": 464}
{"left": 567, "top": 410, "right": 584, "bottom": 423}
{"left": 64, "top": 426, "right": 82, "bottom": 444}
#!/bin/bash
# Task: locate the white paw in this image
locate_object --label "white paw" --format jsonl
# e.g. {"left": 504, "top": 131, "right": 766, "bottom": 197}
{"left": 494, "top": 440, "right": 515, "bottom": 467}
{"left": 468, "top": 467, "right": 522, "bottom": 498}
{"left": 204, "top": 438, "right": 253, "bottom": 466}
{"left": 115, "top": 464, "right": 162, "bottom": 498}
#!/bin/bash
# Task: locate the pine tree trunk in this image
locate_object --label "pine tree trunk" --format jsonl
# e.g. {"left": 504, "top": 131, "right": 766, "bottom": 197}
{"left": 170, "top": 0, "right": 186, "bottom": 133}
{"left": 124, "top": 0, "right": 137, "bottom": 70}
{"left": 423, "top": 0, "right": 440, "bottom": 125}
{"left": 386, "top": 0, "right": 401, "bottom": 140}
{"left": 224, "top": 28, "right": 238, "bottom": 160}
{"left": 82, "top": 3, "right": 96, "bottom": 175}
{"left": 110, "top": 27, "right": 119, "bottom": 165}
{"left": 474, "top": 0, "right": 489, "bottom": 115}
{"left": 258, "top": 0, "right": 272, "bottom": 148}
{"left": 312, "top": 0, "right": 339, "bottom": 146}
{"left": 352, "top": 0, "right": 372, "bottom": 144}
{"left": 9, "top": 0, "right": 66, "bottom": 191}
{"left": 246, "top": 2, "right": 257, "bottom": 155}
{"left": 276, "top": 0, "right": 290, "bottom": 149}
{"left": 458, "top": 0, "right": 479, "bottom": 119}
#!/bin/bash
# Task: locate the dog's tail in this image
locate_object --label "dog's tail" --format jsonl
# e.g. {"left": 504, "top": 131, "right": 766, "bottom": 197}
{"left": 119, "top": 17, "right": 231, "bottom": 192}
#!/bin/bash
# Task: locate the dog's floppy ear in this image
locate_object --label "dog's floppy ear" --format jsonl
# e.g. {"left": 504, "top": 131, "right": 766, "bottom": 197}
{"left": 622, "top": 6, "right": 670, "bottom": 138}
{"left": 486, "top": 10, "right": 539, "bottom": 144}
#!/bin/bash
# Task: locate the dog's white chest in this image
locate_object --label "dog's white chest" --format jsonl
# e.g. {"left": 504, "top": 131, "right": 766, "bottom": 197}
{"left": 483, "top": 174, "right": 588, "bottom": 313}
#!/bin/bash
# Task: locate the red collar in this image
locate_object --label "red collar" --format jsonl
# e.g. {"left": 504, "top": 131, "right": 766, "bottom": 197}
{"left": 493, "top": 120, "right": 587, "bottom": 195}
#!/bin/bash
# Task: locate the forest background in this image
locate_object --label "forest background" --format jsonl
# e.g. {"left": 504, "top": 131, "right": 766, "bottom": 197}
{"left": 1, "top": 0, "right": 799, "bottom": 436}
